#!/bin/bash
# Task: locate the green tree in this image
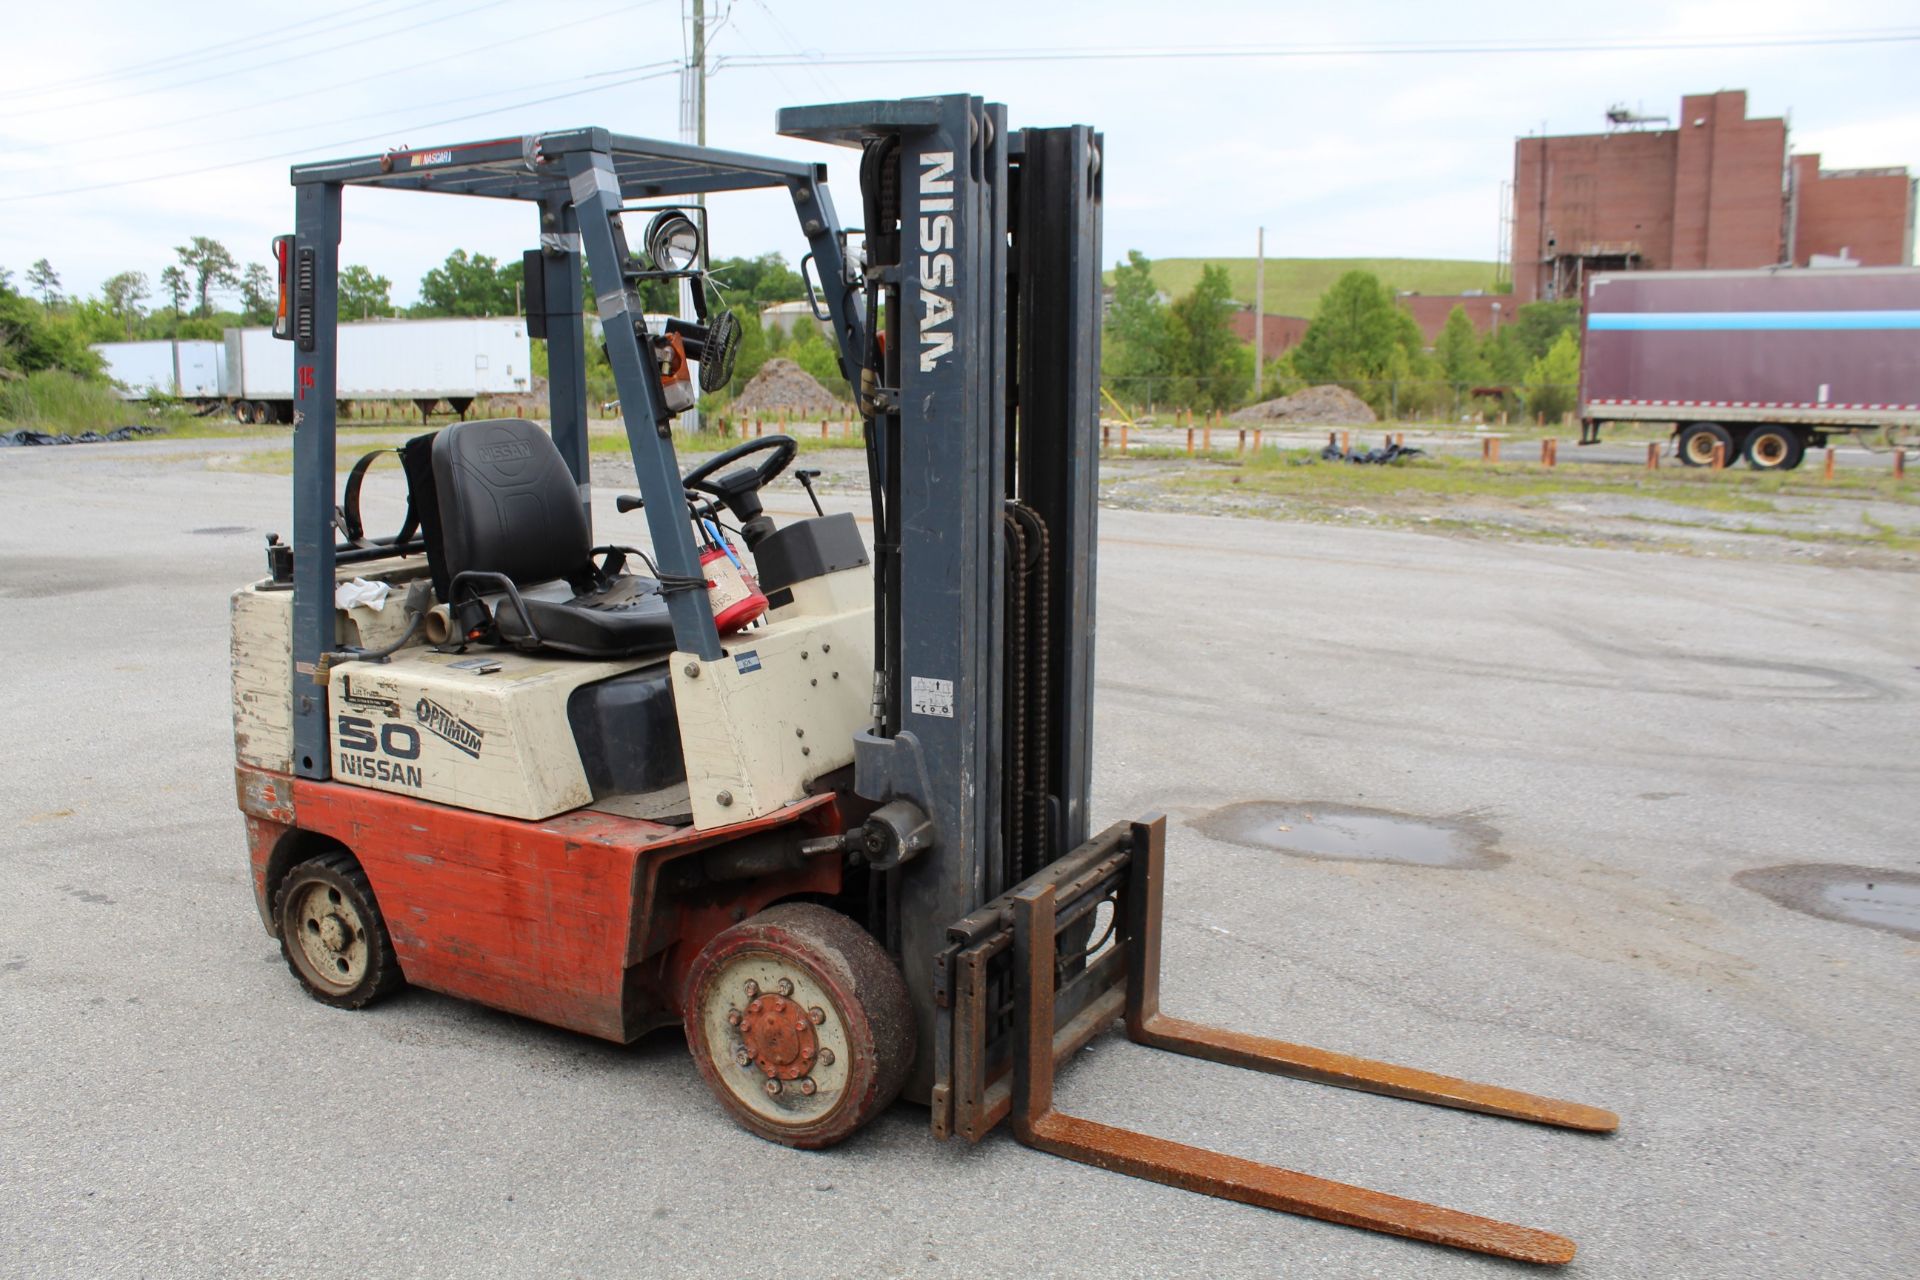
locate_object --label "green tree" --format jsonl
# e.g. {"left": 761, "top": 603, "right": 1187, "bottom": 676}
{"left": 1434, "top": 305, "right": 1487, "bottom": 390}
{"left": 158, "top": 265, "right": 190, "bottom": 316}
{"left": 786, "top": 318, "right": 848, "bottom": 396}
{"left": 417, "top": 250, "right": 513, "bottom": 316}
{"left": 726, "top": 303, "right": 771, "bottom": 386}
{"left": 25, "top": 259, "right": 61, "bottom": 307}
{"left": 0, "top": 288, "right": 102, "bottom": 377}
{"left": 174, "top": 237, "right": 239, "bottom": 317}
{"left": 239, "top": 262, "right": 274, "bottom": 324}
{"left": 1479, "top": 324, "right": 1527, "bottom": 385}
{"left": 1511, "top": 299, "right": 1579, "bottom": 362}
{"left": 101, "top": 271, "right": 150, "bottom": 336}
{"left": 1291, "top": 270, "right": 1408, "bottom": 385}
{"left": 710, "top": 252, "right": 804, "bottom": 306}
{"left": 1524, "top": 329, "right": 1581, "bottom": 423}
{"left": 338, "top": 264, "right": 396, "bottom": 319}
{"left": 1101, "top": 250, "right": 1173, "bottom": 406}
{"left": 1166, "top": 263, "right": 1250, "bottom": 411}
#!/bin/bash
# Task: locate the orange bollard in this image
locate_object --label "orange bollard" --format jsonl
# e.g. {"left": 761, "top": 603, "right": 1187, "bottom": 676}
{"left": 1341, "top": 430, "right": 1351, "bottom": 454}
{"left": 1237, "top": 429, "right": 1246, "bottom": 454}
{"left": 1253, "top": 429, "right": 1263, "bottom": 451}
{"left": 1824, "top": 447, "right": 1836, "bottom": 480}
{"left": 1102, "top": 425, "right": 1111, "bottom": 450}
{"left": 1185, "top": 427, "right": 1194, "bottom": 456}
{"left": 1120, "top": 423, "right": 1130, "bottom": 452}
{"left": 1647, "top": 441, "right": 1659, "bottom": 470}
{"left": 1542, "top": 438, "right": 1557, "bottom": 467}
{"left": 1896, "top": 449, "right": 1907, "bottom": 480}
{"left": 1202, "top": 426, "right": 1211, "bottom": 453}
{"left": 1711, "top": 441, "right": 1725, "bottom": 471}
{"left": 1396, "top": 432, "right": 1405, "bottom": 447}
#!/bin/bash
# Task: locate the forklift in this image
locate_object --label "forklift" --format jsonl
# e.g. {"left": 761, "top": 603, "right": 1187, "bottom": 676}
{"left": 231, "top": 95, "right": 1616, "bottom": 1265}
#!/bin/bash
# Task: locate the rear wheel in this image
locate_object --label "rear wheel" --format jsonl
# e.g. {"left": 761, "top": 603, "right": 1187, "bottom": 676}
{"left": 1677, "top": 422, "right": 1734, "bottom": 467}
{"left": 274, "top": 853, "right": 404, "bottom": 1009}
{"left": 1744, "top": 424, "right": 1805, "bottom": 471}
{"left": 684, "top": 904, "right": 913, "bottom": 1149}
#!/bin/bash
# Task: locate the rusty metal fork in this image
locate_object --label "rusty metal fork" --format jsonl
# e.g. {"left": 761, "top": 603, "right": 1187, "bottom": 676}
{"left": 1006, "top": 815, "right": 1617, "bottom": 1267}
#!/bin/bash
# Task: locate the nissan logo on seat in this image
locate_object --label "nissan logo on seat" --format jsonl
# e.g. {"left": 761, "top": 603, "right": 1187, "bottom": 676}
{"left": 477, "top": 440, "right": 532, "bottom": 463}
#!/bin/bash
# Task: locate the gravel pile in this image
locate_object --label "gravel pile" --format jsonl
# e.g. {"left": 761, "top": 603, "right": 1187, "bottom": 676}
{"left": 1230, "top": 384, "right": 1377, "bottom": 425}
{"left": 730, "top": 358, "right": 846, "bottom": 415}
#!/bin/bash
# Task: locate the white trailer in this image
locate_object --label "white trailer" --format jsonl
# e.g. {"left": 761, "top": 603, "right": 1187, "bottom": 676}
{"left": 221, "top": 317, "right": 533, "bottom": 424}
{"left": 90, "top": 340, "right": 226, "bottom": 400}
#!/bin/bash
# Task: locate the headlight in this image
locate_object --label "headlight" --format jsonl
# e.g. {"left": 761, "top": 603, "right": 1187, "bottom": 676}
{"left": 644, "top": 210, "right": 701, "bottom": 272}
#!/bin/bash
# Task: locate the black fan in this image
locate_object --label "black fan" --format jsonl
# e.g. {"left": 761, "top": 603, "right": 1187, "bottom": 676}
{"left": 699, "top": 309, "right": 742, "bottom": 393}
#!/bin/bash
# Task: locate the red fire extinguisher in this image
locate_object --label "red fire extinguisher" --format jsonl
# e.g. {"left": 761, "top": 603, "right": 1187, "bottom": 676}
{"left": 698, "top": 520, "right": 767, "bottom": 635}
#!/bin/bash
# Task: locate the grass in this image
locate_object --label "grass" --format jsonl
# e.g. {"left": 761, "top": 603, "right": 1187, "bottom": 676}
{"left": 1108, "top": 257, "right": 1501, "bottom": 317}
{"left": 0, "top": 370, "right": 193, "bottom": 434}
{"left": 1177, "top": 450, "right": 1918, "bottom": 510}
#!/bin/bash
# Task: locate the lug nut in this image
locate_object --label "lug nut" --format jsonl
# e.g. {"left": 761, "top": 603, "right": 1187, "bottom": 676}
{"left": 744, "top": 980, "right": 760, "bottom": 998}
{"left": 777, "top": 978, "right": 794, "bottom": 996}
{"left": 817, "top": 1048, "right": 834, "bottom": 1067}
{"left": 764, "top": 1079, "right": 783, "bottom": 1097}
{"left": 733, "top": 1046, "right": 751, "bottom": 1066}
{"left": 809, "top": 1006, "right": 826, "bottom": 1024}
{"left": 798, "top": 1078, "right": 817, "bottom": 1096}
{"left": 726, "top": 1008, "right": 742, "bottom": 1027}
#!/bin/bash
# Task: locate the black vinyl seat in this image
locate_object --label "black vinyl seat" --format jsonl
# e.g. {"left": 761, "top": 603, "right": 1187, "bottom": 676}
{"left": 424, "top": 419, "right": 676, "bottom": 660}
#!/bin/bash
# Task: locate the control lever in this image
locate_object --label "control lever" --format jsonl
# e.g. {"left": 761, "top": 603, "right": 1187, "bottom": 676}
{"left": 793, "top": 468, "right": 825, "bottom": 517}
{"left": 616, "top": 494, "right": 644, "bottom": 513}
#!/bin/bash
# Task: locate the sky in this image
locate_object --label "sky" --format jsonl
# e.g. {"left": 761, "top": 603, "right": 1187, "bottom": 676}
{"left": 1, "top": 0, "right": 1916, "bottom": 308}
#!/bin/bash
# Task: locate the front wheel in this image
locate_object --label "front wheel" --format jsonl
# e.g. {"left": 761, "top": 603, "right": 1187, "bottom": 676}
{"left": 683, "top": 904, "right": 913, "bottom": 1149}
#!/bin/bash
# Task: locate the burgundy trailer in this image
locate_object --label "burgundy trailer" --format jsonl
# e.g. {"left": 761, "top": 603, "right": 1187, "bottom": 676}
{"left": 1578, "top": 266, "right": 1920, "bottom": 469}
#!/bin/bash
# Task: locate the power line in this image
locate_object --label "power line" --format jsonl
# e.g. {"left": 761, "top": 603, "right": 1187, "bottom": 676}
{"left": 711, "top": 28, "right": 1920, "bottom": 71}
{"left": 9, "top": 0, "right": 516, "bottom": 121}
{"left": 0, "top": 0, "right": 421, "bottom": 102}
{"left": 0, "top": 2, "right": 667, "bottom": 160}
{"left": 0, "top": 64, "right": 685, "bottom": 205}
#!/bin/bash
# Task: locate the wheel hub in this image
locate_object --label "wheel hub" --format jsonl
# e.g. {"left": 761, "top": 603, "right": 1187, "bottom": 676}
{"left": 737, "top": 991, "right": 819, "bottom": 1082}
{"left": 318, "top": 913, "right": 353, "bottom": 953}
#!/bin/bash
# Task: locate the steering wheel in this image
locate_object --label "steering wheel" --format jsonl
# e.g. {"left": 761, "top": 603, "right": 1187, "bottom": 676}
{"left": 679, "top": 434, "right": 798, "bottom": 543}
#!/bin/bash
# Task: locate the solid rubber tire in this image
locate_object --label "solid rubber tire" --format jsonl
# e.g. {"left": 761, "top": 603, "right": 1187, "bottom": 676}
{"left": 273, "top": 852, "right": 404, "bottom": 1010}
{"left": 683, "top": 903, "right": 913, "bottom": 1150}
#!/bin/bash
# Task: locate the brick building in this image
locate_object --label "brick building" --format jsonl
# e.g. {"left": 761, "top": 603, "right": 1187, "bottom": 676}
{"left": 1511, "top": 90, "right": 1916, "bottom": 303}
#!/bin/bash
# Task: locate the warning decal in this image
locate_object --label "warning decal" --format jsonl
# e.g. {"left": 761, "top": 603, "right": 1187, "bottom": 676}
{"left": 910, "top": 675, "right": 954, "bottom": 718}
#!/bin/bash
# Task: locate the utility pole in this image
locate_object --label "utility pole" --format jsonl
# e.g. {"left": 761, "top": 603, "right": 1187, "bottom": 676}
{"left": 1253, "top": 226, "right": 1265, "bottom": 400}
{"left": 679, "top": 0, "right": 707, "bottom": 431}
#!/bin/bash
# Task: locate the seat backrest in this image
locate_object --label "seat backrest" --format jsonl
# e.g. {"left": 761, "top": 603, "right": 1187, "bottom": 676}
{"left": 430, "top": 420, "right": 588, "bottom": 586}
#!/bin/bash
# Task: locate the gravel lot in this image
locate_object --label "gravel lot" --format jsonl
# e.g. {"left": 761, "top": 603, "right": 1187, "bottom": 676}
{"left": 2, "top": 439, "right": 1915, "bottom": 1278}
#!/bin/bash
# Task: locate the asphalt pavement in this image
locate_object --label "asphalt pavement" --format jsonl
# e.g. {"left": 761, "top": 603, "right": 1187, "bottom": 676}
{"left": 1, "top": 441, "right": 1915, "bottom": 1278}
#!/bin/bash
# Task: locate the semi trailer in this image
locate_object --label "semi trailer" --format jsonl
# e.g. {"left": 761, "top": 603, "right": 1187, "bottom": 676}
{"left": 90, "top": 338, "right": 225, "bottom": 400}
{"left": 222, "top": 316, "right": 532, "bottom": 423}
{"left": 1578, "top": 266, "right": 1920, "bottom": 469}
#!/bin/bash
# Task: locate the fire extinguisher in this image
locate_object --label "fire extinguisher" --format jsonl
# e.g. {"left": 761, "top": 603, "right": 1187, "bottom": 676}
{"left": 697, "top": 518, "right": 768, "bottom": 635}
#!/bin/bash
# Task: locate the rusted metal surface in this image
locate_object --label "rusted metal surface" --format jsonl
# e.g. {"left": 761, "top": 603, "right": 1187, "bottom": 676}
{"left": 949, "top": 813, "right": 1614, "bottom": 1266}
{"left": 738, "top": 990, "right": 822, "bottom": 1081}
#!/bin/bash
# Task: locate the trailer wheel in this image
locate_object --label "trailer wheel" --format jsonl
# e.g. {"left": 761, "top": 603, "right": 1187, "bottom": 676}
{"left": 274, "top": 852, "right": 404, "bottom": 1010}
{"left": 1677, "top": 422, "right": 1734, "bottom": 467}
{"left": 684, "top": 903, "right": 913, "bottom": 1150}
{"left": 1744, "top": 425, "right": 1805, "bottom": 471}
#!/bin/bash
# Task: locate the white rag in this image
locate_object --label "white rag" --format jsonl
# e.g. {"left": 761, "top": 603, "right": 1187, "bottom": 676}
{"left": 334, "top": 578, "right": 391, "bottom": 612}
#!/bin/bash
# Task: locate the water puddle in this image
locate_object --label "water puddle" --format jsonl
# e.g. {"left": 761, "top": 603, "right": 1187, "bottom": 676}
{"left": 1195, "top": 802, "right": 1505, "bottom": 870}
{"left": 1734, "top": 864, "right": 1920, "bottom": 941}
